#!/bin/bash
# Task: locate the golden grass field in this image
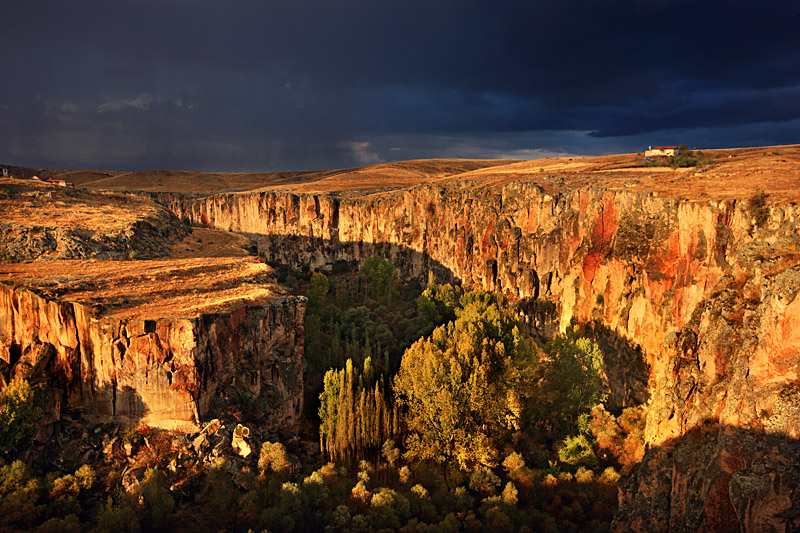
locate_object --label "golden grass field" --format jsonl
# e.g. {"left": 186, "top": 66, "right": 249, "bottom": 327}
{"left": 11, "top": 144, "right": 796, "bottom": 202}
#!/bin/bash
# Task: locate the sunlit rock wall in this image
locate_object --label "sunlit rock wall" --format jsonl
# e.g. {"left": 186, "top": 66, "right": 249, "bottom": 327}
{"left": 0, "top": 283, "right": 305, "bottom": 433}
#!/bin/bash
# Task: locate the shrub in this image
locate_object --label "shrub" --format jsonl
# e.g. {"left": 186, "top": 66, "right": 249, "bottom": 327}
{"left": 588, "top": 405, "right": 646, "bottom": 473}
{"left": 574, "top": 467, "right": 595, "bottom": 483}
{"left": 382, "top": 439, "right": 400, "bottom": 467}
{"left": 468, "top": 467, "right": 501, "bottom": 497}
{"left": 672, "top": 154, "right": 698, "bottom": 167}
{"left": 0, "top": 379, "right": 42, "bottom": 458}
{"left": 599, "top": 467, "right": 620, "bottom": 484}
{"left": 749, "top": 190, "right": 769, "bottom": 228}
{"left": 557, "top": 434, "right": 598, "bottom": 469}
{"left": 501, "top": 481, "right": 518, "bottom": 505}
{"left": 398, "top": 465, "right": 412, "bottom": 484}
{"left": 258, "top": 441, "right": 291, "bottom": 474}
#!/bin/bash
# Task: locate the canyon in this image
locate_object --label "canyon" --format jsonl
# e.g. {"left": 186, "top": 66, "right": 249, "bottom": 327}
{"left": 2, "top": 146, "right": 799, "bottom": 531}
{"left": 160, "top": 147, "right": 800, "bottom": 531}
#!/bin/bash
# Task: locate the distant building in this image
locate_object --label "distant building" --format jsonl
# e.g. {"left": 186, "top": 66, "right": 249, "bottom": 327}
{"left": 32, "top": 175, "right": 70, "bottom": 187}
{"left": 1, "top": 168, "right": 7, "bottom": 177}
{"left": 645, "top": 146, "right": 677, "bottom": 157}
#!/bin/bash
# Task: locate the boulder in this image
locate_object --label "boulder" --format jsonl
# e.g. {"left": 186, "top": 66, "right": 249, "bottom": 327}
{"left": 231, "top": 424, "right": 252, "bottom": 458}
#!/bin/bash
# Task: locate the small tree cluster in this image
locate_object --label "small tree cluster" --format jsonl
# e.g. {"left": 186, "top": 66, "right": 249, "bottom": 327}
{"left": 319, "top": 358, "right": 401, "bottom": 464}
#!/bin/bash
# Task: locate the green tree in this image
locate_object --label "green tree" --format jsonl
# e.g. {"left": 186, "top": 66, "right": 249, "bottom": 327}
{"left": 0, "top": 378, "right": 43, "bottom": 458}
{"left": 92, "top": 497, "right": 140, "bottom": 533}
{"left": 319, "top": 358, "right": 399, "bottom": 464}
{"left": 133, "top": 468, "right": 174, "bottom": 532}
{"left": 197, "top": 466, "right": 247, "bottom": 533}
{"left": 416, "top": 283, "right": 461, "bottom": 333}
{"left": 309, "top": 272, "right": 330, "bottom": 313}
{"left": 394, "top": 291, "right": 538, "bottom": 478}
{"left": 360, "top": 256, "right": 398, "bottom": 305}
{"left": 0, "top": 460, "right": 45, "bottom": 530}
{"left": 557, "top": 434, "right": 599, "bottom": 469}
{"left": 533, "top": 326, "right": 606, "bottom": 439}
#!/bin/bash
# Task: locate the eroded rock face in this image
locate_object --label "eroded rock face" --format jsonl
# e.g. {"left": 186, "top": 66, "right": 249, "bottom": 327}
{"left": 168, "top": 182, "right": 800, "bottom": 531}
{"left": 0, "top": 283, "right": 305, "bottom": 433}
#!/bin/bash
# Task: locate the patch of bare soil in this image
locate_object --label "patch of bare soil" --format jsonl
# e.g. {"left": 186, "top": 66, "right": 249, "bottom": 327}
{"left": 168, "top": 227, "right": 254, "bottom": 259}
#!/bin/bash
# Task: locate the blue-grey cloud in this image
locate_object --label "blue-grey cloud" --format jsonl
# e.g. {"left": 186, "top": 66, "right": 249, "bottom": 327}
{"left": 0, "top": 0, "right": 797, "bottom": 171}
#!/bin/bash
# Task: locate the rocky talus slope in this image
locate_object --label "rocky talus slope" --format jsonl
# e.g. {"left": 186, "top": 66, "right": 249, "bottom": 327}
{"left": 165, "top": 164, "right": 800, "bottom": 530}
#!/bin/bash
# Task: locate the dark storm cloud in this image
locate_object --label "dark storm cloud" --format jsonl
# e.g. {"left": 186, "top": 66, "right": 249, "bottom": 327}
{"left": 0, "top": 0, "right": 797, "bottom": 171}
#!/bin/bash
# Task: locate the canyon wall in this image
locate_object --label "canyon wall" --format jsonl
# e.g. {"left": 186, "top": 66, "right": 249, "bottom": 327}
{"left": 165, "top": 181, "right": 800, "bottom": 531}
{"left": 0, "top": 283, "right": 306, "bottom": 433}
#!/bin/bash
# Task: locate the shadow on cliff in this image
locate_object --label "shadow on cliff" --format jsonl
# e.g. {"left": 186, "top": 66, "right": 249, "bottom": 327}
{"left": 585, "top": 322, "right": 651, "bottom": 411}
{"left": 27, "top": 383, "right": 149, "bottom": 467}
{"left": 615, "top": 421, "right": 800, "bottom": 532}
{"left": 2, "top": 342, "right": 150, "bottom": 464}
{"left": 3, "top": 342, "right": 149, "bottom": 428}
{"left": 247, "top": 232, "right": 462, "bottom": 286}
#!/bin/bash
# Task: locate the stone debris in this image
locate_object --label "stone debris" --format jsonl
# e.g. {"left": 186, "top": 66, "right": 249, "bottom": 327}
{"left": 232, "top": 424, "right": 252, "bottom": 458}
{"left": 212, "top": 435, "right": 230, "bottom": 458}
{"left": 192, "top": 433, "right": 209, "bottom": 455}
{"left": 201, "top": 418, "right": 222, "bottom": 435}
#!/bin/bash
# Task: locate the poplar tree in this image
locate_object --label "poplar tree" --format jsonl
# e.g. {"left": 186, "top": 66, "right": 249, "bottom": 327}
{"left": 319, "top": 358, "right": 400, "bottom": 464}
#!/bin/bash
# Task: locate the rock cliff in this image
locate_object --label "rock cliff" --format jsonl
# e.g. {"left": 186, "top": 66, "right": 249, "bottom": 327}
{"left": 0, "top": 258, "right": 306, "bottom": 434}
{"left": 165, "top": 172, "right": 800, "bottom": 530}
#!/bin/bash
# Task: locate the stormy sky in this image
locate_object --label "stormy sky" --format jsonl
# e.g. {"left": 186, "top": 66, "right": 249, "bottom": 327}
{"left": 1, "top": 0, "right": 798, "bottom": 172}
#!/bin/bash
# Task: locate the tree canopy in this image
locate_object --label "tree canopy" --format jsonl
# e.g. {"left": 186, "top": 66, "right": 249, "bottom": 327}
{"left": 393, "top": 291, "right": 538, "bottom": 472}
{"left": 360, "top": 256, "right": 399, "bottom": 305}
{"left": 0, "top": 378, "right": 42, "bottom": 459}
{"left": 531, "top": 325, "right": 607, "bottom": 439}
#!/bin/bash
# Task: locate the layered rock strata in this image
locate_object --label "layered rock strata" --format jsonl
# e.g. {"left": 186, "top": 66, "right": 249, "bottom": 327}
{"left": 0, "top": 258, "right": 305, "bottom": 433}
{"left": 166, "top": 179, "right": 800, "bottom": 531}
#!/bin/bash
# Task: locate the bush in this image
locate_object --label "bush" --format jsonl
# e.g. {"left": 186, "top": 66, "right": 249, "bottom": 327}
{"left": 0, "top": 379, "right": 42, "bottom": 458}
{"left": 749, "top": 190, "right": 769, "bottom": 228}
{"left": 557, "top": 435, "right": 598, "bottom": 469}
{"left": 258, "top": 441, "right": 291, "bottom": 474}
{"left": 672, "top": 154, "right": 698, "bottom": 168}
{"left": 468, "top": 468, "right": 501, "bottom": 497}
{"left": 588, "top": 405, "right": 646, "bottom": 473}
{"left": 501, "top": 481, "right": 518, "bottom": 505}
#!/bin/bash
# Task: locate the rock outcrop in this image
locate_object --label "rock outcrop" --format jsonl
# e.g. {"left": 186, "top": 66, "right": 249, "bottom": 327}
{"left": 0, "top": 258, "right": 306, "bottom": 433}
{"left": 165, "top": 178, "right": 800, "bottom": 530}
{"left": 0, "top": 178, "right": 189, "bottom": 261}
